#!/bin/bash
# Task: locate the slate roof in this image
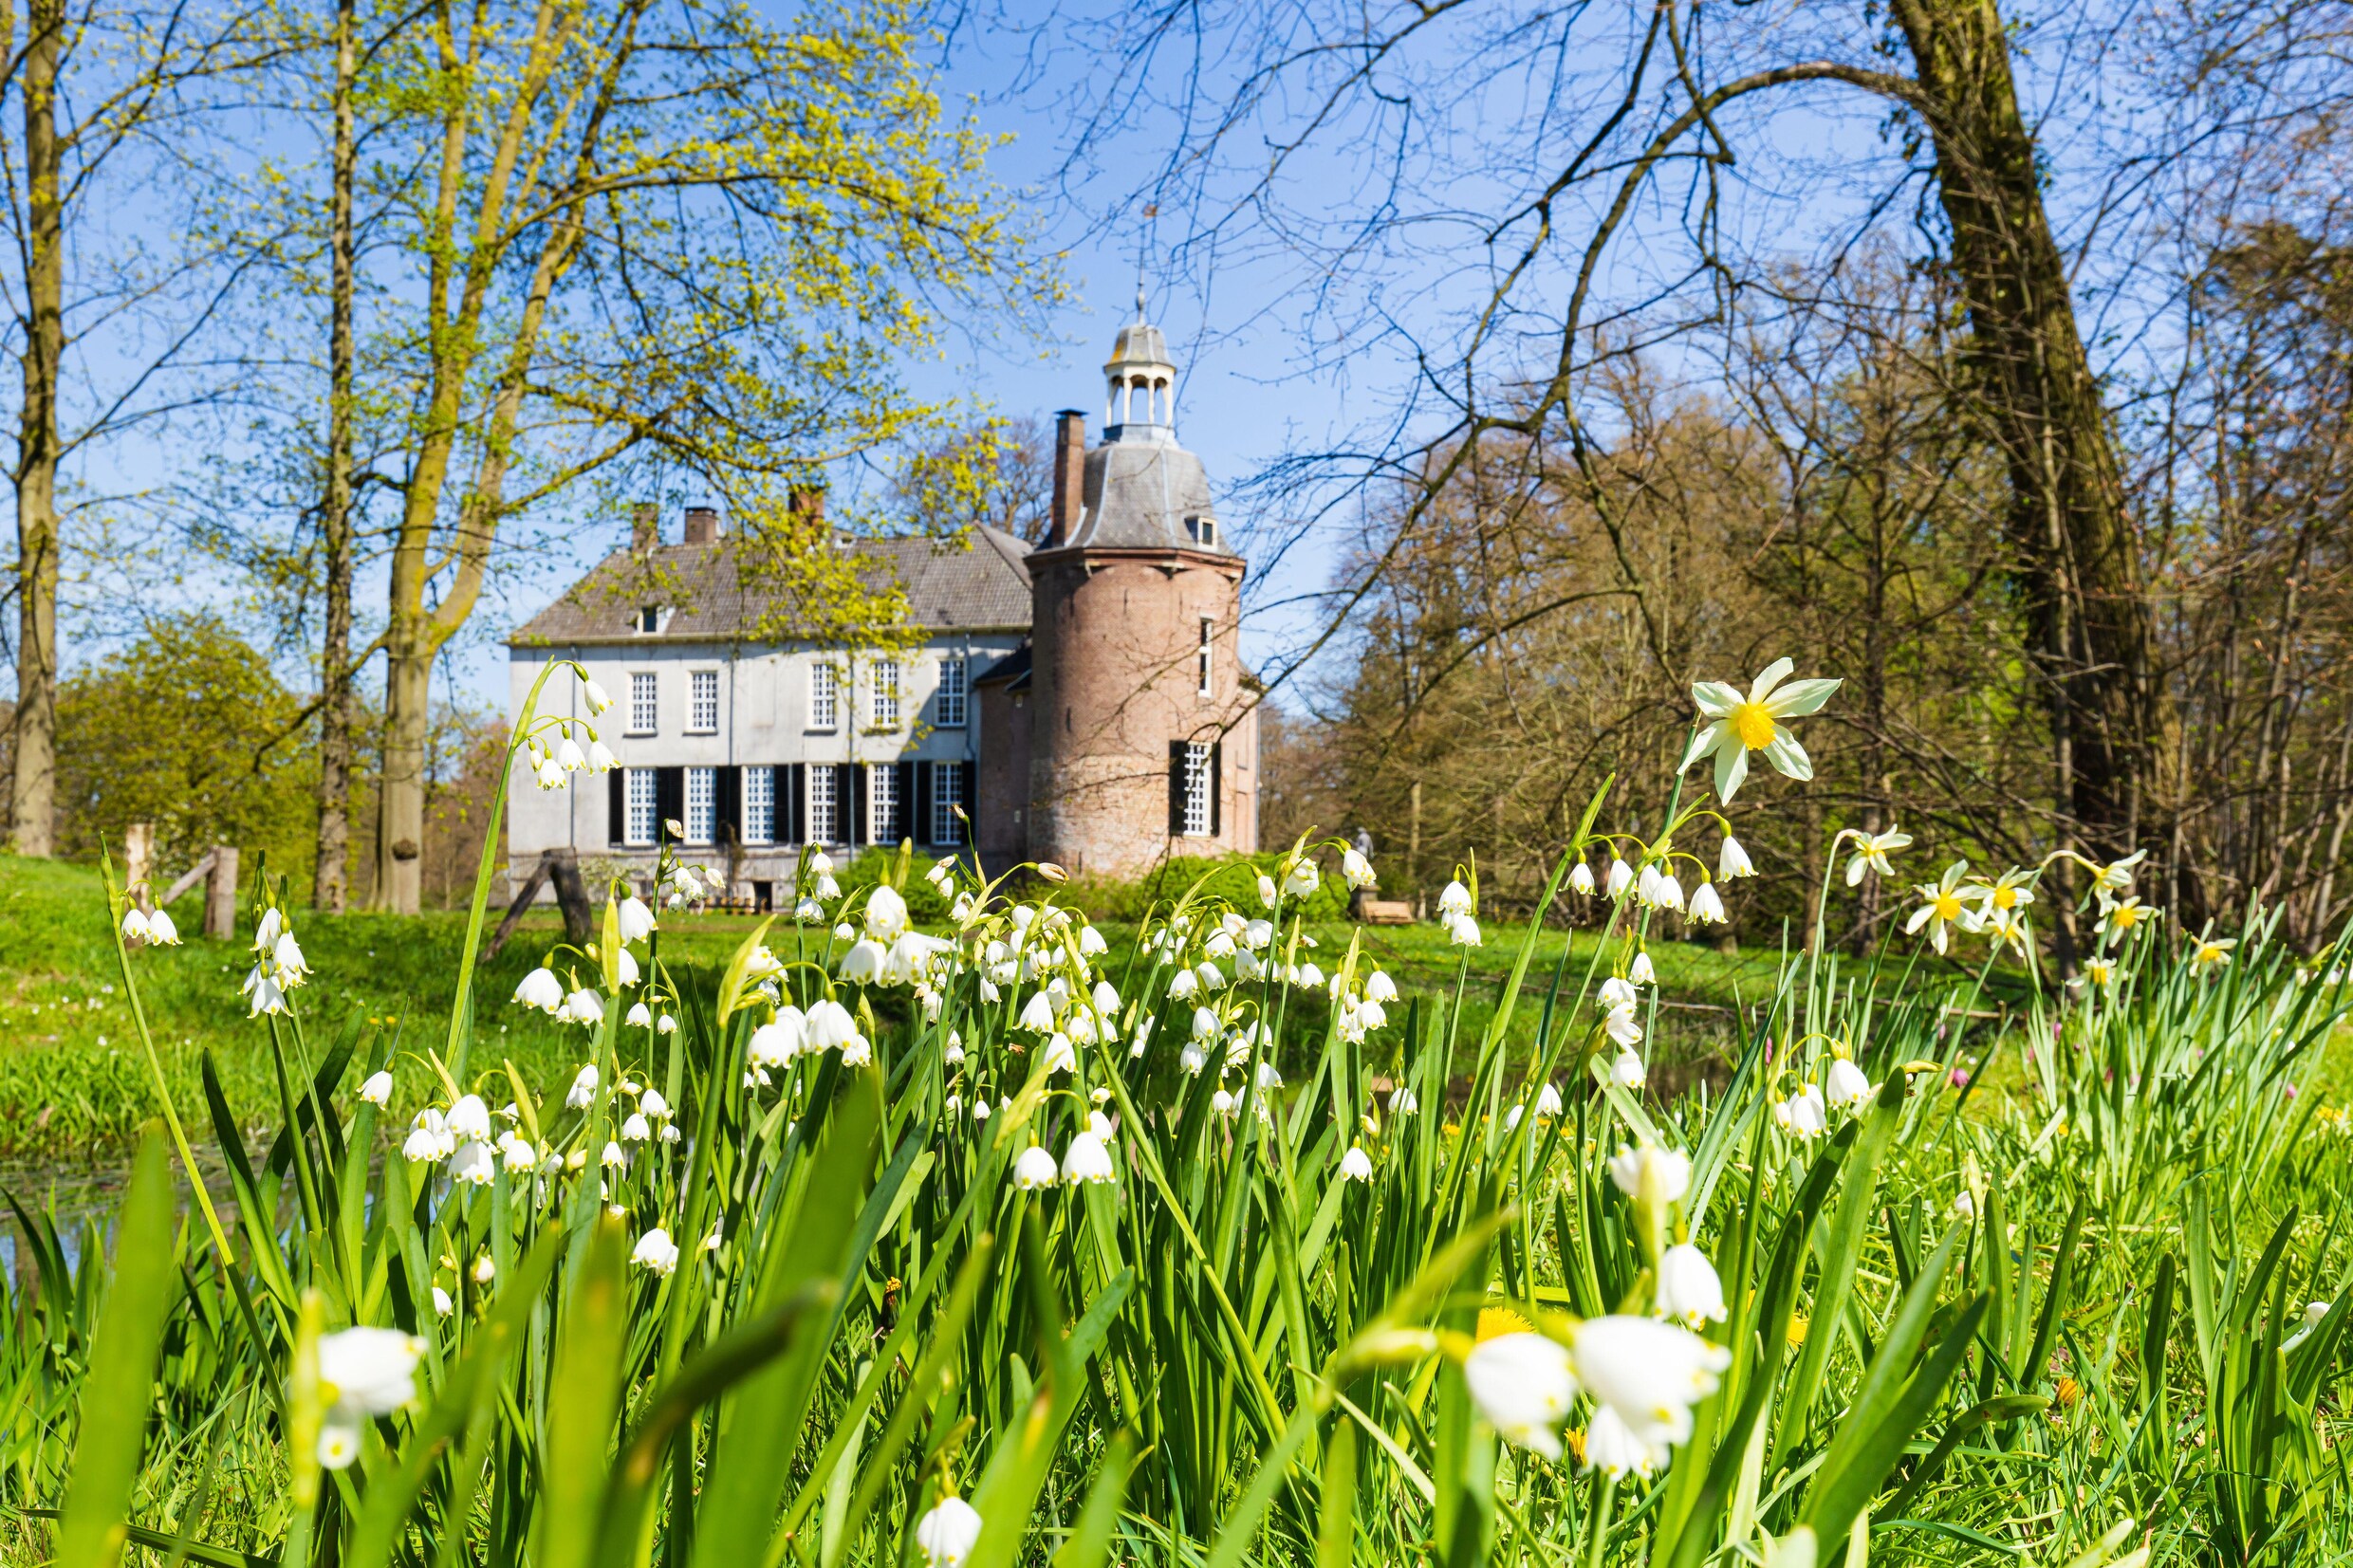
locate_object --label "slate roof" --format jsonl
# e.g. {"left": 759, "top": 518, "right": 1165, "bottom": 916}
{"left": 1062, "top": 440, "right": 1235, "bottom": 556}
{"left": 510, "top": 525, "right": 1035, "bottom": 646}
{"left": 973, "top": 642, "right": 1031, "bottom": 691}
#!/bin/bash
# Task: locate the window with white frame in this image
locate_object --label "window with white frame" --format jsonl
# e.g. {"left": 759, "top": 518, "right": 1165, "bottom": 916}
{"left": 931, "top": 764, "right": 963, "bottom": 844}
{"left": 684, "top": 767, "right": 717, "bottom": 843}
{"left": 1196, "top": 618, "right": 1214, "bottom": 695}
{"left": 1180, "top": 742, "right": 1214, "bottom": 836}
{"left": 869, "top": 765, "right": 900, "bottom": 844}
{"left": 806, "top": 766, "right": 838, "bottom": 844}
{"left": 742, "top": 766, "right": 774, "bottom": 843}
{"left": 936, "top": 656, "right": 967, "bottom": 727}
{"left": 807, "top": 662, "right": 839, "bottom": 730}
{"left": 689, "top": 670, "right": 719, "bottom": 732}
{"left": 629, "top": 672, "right": 658, "bottom": 734}
{"left": 870, "top": 659, "right": 900, "bottom": 728}
{"left": 624, "top": 768, "right": 658, "bottom": 845}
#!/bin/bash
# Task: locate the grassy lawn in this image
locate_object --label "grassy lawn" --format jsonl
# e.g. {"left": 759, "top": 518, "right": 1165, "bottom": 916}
{"left": 0, "top": 856, "right": 1829, "bottom": 1169}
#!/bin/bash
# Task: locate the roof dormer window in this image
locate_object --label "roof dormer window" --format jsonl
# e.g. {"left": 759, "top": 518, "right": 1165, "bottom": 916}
{"left": 635, "top": 605, "right": 664, "bottom": 635}
{"left": 1184, "top": 515, "right": 1216, "bottom": 548}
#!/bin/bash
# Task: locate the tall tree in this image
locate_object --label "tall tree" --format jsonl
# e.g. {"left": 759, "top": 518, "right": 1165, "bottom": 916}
{"left": 311, "top": 0, "right": 358, "bottom": 911}
{"left": 359, "top": 0, "right": 1046, "bottom": 912}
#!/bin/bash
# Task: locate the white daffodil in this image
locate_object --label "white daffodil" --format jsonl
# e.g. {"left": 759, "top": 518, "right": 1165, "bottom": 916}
{"left": 1012, "top": 1145, "right": 1060, "bottom": 1190}
{"left": 1985, "top": 906, "right": 2031, "bottom": 959}
{"left": 1679, "top": 657, "right": 1843, "bottom": 802}
{"left": 1966, "top": 866, "right": 2037, "bottom": 920}
{"left": 1845, "top": 825, "right": 1912, "bottom": 887}
{"left": 1656, "top": 1243, "right": 1728, "bottom": 1327}
{"left": 1825, "top": 1057, "right": 1873, "bottom": 1112}
{"left": 915, "top": 1497, "right": 985, "bottom": 1568}
{"left": 2076, "top": 956, "right": 2116, "bottom": 989}
{"left": 2193, "top": 935, "right": 2235, "bottom": 972}
{"left": 1905, "top": 862, "right": 1975, "bottom": 955}
{"left": 1339, "top": 1145, "right": 1374, "bottom": 1182}
{"left": 2092, "top": 848, "right": 2147, "bottom": 896}
{"left": 1062, "top": 1132, "right": 1116, "bottom": 1185}
{"left": 2097, "top": 895, "right": 2157, "bottom": 942}
{"left": 632, "top": 1227, "right": 680, "bottom": 1276}
{"left": 1463, "top": 1332, "right": 1579, "bottom": 1459}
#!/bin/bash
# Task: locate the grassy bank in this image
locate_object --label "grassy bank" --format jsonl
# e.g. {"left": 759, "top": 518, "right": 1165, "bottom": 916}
{"left": 0, "top": 858, "right": 1806, "bottom": 1164}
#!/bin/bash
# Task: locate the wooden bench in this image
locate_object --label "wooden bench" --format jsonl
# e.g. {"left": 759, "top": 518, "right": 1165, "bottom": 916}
{"left": 1355, "top": 897, "right": 1417, "bottom": 926}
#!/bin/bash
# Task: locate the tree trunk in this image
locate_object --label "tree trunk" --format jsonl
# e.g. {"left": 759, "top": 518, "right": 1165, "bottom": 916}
{"left": 9, "top": 0, "right": 62, "bottom": 858}
{"left": 376, "top": 638, "right": 429, "bottom": 912}
{"left": 1890, "top": 0, "right": 2155, "bottom": 861}
{"left": 312, "top": 0, "right": 358, "bottom": 913}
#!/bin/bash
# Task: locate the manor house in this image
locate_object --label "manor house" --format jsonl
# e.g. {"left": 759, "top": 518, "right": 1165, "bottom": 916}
{"left": 506, "top": 312, "right": 1261, "bottom": 898}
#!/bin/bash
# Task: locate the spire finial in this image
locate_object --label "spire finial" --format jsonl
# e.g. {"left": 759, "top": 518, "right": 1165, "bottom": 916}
{"left": 1135, "top": 202, "right": 1157, "bottom": 322}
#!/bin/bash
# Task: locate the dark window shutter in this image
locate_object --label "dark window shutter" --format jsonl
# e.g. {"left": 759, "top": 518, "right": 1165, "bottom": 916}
{"left": 1210, "top": 741, "right": 1223, "bottom": 837}
{"left": 657, "top": 767, "right": 684, "bottom": 839}
{"left": 1168, "top": 740, "right": 1186, "bottom": 835}
{"left": 959, "top": 761, "right": 975, "bottom": 846}
{"left": 785, "top": 764, "right": 804, "bottom": 844}
{"left": 608, "top": 768, "right": 625, "bottom": 845}
{"left": 716, "top": 766, "right": 741, "bottom": 845}
{"left": 899, "top": 760, "right": 921, "bottom": 844}
{"left": 846, "top": 764, "right": 866, "bottom": 846}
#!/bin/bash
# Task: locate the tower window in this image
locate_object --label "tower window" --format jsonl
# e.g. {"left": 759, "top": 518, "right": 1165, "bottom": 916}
{"left": 936, "top": 656, "right": 968, "bottom": 728}
{"left": 1180, "top": 742, "right": 1214, "bottom": 837}
{"left": 1197, "top": 618, "right": 1214, "bottom": 695}
{"left": 628, "top": 672, "right": 658, "bottom": 734}
{"left": 689, "top": 670, "right": 719, "bottom": 732}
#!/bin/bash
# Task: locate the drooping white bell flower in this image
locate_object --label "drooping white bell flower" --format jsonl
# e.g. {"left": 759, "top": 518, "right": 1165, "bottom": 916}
{"left": 1611, "top": 1049, "right": 1647, "bottom": 1088}
{"left": 1444, "top": 913, "right": 1481, "bottom": 948}
{"left": 632, "top": 1227, "right": 680, "bottom": 1276}
{"left": 1679, "top": 657, "right": 1843, "bottom": 802}
{"left": 534, "top": 754, "right": 565, "bottom": 789}
{"left": 1656, "top": 1244, "right": 1729, "bottom": 1327}
{"left": 1604, "top": 1004, "right": 1643, "bottom": 1047}
{"left": 1462, "top": 1332, "right": 1579, "bottom": 1459}
{"left": 1570, "top": 1315, "right": 1731, "bottom": 1447}
{"left": 401, "top": 1108, "right": 454, "bottom": 1162}
{"left": 121, "top": 906, "right": 155, "bottom": 943}
{"left": 1825, "top": 1057, "right": 1874, "bottom": 1112}
{"left": 748, "top": 1008, "right": 806, "bottom": 1068}
{"left": 314, "top": 1325, "right": 427, "bottom": 1467}
{"left": 1017, "top": 991, "right": 1056, "bottom": 1033}
{"left": 1078, "top": 925, "right": 1108, "bottom": 956}
{"left": 621, "top": 1112, "right": 652, "bottom": 1143}
{"left": 838, "top": 939, "right": 887, "bottom": 984}
{"left": 626, "top": 1002, "right": 653, "bottom": 1027}
{"left": 586, "top": 739, "right": 619, "bottom": 773}
{"left": 1338, "top": 1145, "right": 1374, "bottom": 1182}
{"left": 613, "top": 948, "right": 640, "bottom": 988}
{"left": 433, "top": 1286, "right": 454, "bottom": 1318}
{"left": 1687, "top": 882, "right": 1728, "bottom": 925}
{"left": 1062, "top": 1131, "right": 1116, "bottom": 1185}
{"left": 1533, "top": 1081, "right": 1564, "bottom": 1117}
{"left": 358, "top": 1070, "right": 395, "bottom": 1106}
{"left": 1605, "top": 858, "right": 1635, "bottom": 897}
{"left": 448, "top": 1140, "right": 496, "bottom": 1186}
{"left": 1012, "top": 1145, "right": 1059, "bottom": 1190}
{"left": 1437, "top": 880, "right": 1473, "bottom": 917}
{"left": 562, "top": 987, "right": 604, "bottom": 1026}
{"left": 1390, "top": 1085, "right": 1418, "bottom": 1115}
{"left": 447, "top": 1095, "right": 492, "bottom": 1141}
{"left": 514, "top": 967, "right": 564, "bottom": 1012}
{"left": 1599, "top": 975, "right": 1640, "bottom": 1011}
{"left": 914, "top": 1496, "right": 985, "bottom": 1568}
{"left": 565, "top": 1064, "right": 600, "bottom": 1110}
{"left": 1282, "top": 858, "right": 1321, "bottom": 898}
{"left": 1719, "top": 836, "right": 1754, "bottom": 879}
{"left": 244, "top": 968, "right": 288, "bottom": 1017}
{"left": 253, "top": 907, "right": 285, "bottom": 953}
{"left": 1039, "top": 1032, "right": 1077, "bottom": 1075}
{"left": 1363, "top": 968, "right": 1398, "bottom": 1004}
{"left": 1568, "top": 860, "right": 1597, "bottom": 896}
{"left": 1636, "top": 863, "right": 1664, "bottom": 908}
{"left": 499, "top": 1133, "right": 539, "bottom": 1172}
{"left": 804, "top": 1000, "right": 858, "bottom": 1052}
{"left": 1629, "top": 950, "right": 1657, "bottom": 987}
{"left": 1654, "top": 872, "right": 1686, "bottom": 913}
{"left": 1583, "top": 1402, "right": 1671, "bottom": 1479}
{"left": 1607, "top": 1142, "right": 1691, "bottom": 1206}
{"left": 556, "top": 736, "right": 588, "bottom": 772}
{"left": 601, "top": 1140, "right": 626, "bottom": 1169}
{"left": 863, "top": 883, "right": 911, "bottom": 942}
{"left": 583, "top": 676, "right": 613, "bottom": 714}
{"left": 1774, "top": 1083, "right": 1829, "bottom": 1139}
{"left": 1342, "top": 848, "right": 1377, "bottom": 890}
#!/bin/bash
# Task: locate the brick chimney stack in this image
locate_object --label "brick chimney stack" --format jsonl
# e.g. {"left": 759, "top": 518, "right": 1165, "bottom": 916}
{"left": 683, "top": 505, "right": 719, "bottom": 544}
{"left": 1047, "top": 410, "right": 1085, "bottom": 546}
{"left": 631, "top": 502, "right": 658, "bottom": 553}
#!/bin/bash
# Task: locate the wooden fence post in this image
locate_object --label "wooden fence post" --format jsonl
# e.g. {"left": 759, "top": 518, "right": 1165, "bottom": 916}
{"left": 205, "top": 846, "right": 240, "bottom": 940}
{"left": 124, "top": 822, "right": 157, "bottom": 909}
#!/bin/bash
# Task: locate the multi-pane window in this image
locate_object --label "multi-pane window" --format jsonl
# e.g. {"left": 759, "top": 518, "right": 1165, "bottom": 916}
{"left": 808, "top": 663, "right": 839, "bottom": 730}
{"left": 629, "top": 672, "right": 658, "bottom": 734}
{"left": 684, "top": 767, "right": 716, "bottom": 844}
{"left": 624, "top": 768, "right": 658, "bottom": 845}
{"left": 931, "top": 764, "right": 963, "bottom": 845}
{"left": 870, "top": 765, "right": 900, "bottom": 844}
{"left": 871, "top": 659, "right": 900, "bottom": 728}
{"left": 1180, "top": 742, "right": 1214, "bottom": 836}
{"left": 806, "top": 766, "right": 838, "bottom": 844}
{"left": 689, "top": 670, "right": 719, "bottom": 731}
{"left": 742, "top": 766, "right": 775, "bottom": 844}
{"left": 636, "top": 605, "right": 661, "bottom": 635}
{"left": 936, "top": 657, "right": 968, "bottom": 727}
{"left": 1197, "top": 618, "right": 1214, "bottom": 695}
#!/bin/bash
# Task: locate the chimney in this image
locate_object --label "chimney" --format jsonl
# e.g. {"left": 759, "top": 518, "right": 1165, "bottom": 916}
{"left": 631, "top": 501, "right": 658, "bottom": 553}
{"left": 683, "top": 505, "right": 719, "bottom": 544}
{"left": 1047, "top": 409, "right": 1085, "bottom": 547}
{"left": 789, "top": 485, "right": 825, "bottom": 526}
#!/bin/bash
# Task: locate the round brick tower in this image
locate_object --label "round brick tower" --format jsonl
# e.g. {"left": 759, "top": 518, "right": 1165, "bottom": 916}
{"left": 1026, "top": 307, "right": 1259, "bottom": 875}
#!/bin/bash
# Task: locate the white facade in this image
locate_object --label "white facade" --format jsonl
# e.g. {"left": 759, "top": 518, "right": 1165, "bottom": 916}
{"left": 508, "top": 630, "right": 1023, "bottom": 895}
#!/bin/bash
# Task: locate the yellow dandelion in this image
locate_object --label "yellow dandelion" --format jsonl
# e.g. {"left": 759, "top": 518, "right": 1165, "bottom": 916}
{"left": 1787, "top": 1314, "right": 1808, "bottom": 1347}
{"left": 1477, "top": 1305, "right": 1534, "bottom": 1343}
